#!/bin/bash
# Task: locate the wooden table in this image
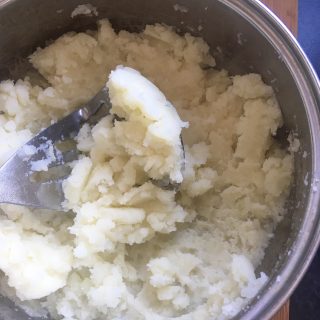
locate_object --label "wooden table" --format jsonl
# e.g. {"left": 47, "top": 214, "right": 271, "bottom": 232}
{"left": 262, "top": 1, "right": 297, "bottom": 319}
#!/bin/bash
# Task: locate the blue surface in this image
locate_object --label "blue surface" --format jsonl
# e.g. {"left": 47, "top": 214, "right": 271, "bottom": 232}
{"left": 291, "top": 1, "right": 320, "bottom": 319}
{"left": 298, "top": 0, "right": 320, "bottom": 74}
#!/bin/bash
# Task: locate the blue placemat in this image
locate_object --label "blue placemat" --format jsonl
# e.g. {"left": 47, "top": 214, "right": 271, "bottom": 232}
{"left": 291, "top": 1, "right": 320, "bottom": 319}
{"left": 298, "top": 0, "right": 320, "bottom": 74}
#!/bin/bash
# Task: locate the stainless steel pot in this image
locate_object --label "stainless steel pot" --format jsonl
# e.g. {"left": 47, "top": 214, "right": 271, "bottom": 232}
{"left": 0, "top": 0, "right": 319, "bottom": 319}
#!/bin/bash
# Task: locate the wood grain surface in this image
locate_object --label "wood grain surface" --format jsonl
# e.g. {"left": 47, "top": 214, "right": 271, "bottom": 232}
{"left": 262, "top": 0, "right": 298, "bottom": 36}
{"left": 260, "top": 1, "right": 297, "bottom": 320}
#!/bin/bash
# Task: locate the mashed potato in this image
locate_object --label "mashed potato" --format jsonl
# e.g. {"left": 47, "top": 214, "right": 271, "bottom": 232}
{"left": 0, "top": 20, "right": 293, "bottom": 320}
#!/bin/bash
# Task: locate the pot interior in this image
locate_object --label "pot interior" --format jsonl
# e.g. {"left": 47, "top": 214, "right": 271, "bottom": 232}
{"left": 0, "top": 0, "right": 313, "bottom": 319}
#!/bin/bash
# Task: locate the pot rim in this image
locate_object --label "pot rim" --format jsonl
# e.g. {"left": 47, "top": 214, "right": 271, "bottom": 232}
{"left": 220, "top": 1, "right": 320, "bottom": 319}
{"left": 0, "top": 0, "right": 319, "bottom": 319}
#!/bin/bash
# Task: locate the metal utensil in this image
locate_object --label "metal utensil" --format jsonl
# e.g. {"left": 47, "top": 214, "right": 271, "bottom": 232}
{"left": 0, "top": 87, "right": 110, "bottom": 210}
{"left": 0, "top": 84, "right": 184, "bottom": 211}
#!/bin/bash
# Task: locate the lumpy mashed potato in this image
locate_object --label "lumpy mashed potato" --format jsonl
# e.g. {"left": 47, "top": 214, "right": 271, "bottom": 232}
{"left": 0, "top": 20, "right": 293, "bottom": 320}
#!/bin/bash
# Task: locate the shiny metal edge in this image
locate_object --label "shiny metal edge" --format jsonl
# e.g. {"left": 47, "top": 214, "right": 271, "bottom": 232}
{"left": 0, "top": 0, "right": 16, "bottom": 9}
{"left": 220, "top": 1, "right": 320, "bottom": 319}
